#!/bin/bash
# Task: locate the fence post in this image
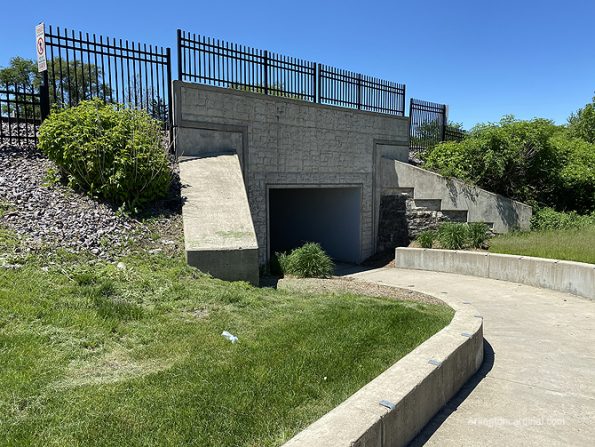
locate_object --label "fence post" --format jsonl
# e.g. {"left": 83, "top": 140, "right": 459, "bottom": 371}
{"left": 166, "top": 46, "right": 174, "bottom": 150}
{"left": 441, "top": 104, "right": 447, "bottom": 141}
{"left": 313, "top": 62, "right": 317, "bottom": 103}
{"left": 39, "top": 70, "right": 50, "bottom": 121}
{"left": 263, "top": 50, "right": 269, "bottom": 95}
{"left": 316, "top": 63, "right": 321, "bottom": 103}
{"left": 176, "top": 29, "right": 182, "bottom": 81}
{"left": 357, "top": 73, "right": 362, "bottom": 110}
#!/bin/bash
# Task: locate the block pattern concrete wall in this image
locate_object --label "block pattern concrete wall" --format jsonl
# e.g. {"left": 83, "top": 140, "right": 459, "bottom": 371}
{"left": 174, "top": 81, "right": 410, "bottom": 264}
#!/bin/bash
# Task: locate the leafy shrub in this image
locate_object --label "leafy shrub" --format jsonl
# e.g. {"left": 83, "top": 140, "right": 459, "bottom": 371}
{"left": 423, "top": 117, "right": 563, "bottom": 208}
{"left": 38, "top": 99, "right": 171, "bottom": 209}
{"left": 437, "top": 223, "right": 469, "bottom": 250}
{"left": 568, "top": 96, "right": 595, "bottom": 144}
{"left": 467, "top": 222, "right": 490, "bottom": 248}
{"left": 416, "top": 230, "right": 436, "bottom": 248}
{"left": 422, "top": 112, "right": 595, "bottom": 214}
{"left": 531, "top": 207, "right": 595, "bottom": 231}
{"left": 277, "top": 243, "right": 334, "bottom": 278}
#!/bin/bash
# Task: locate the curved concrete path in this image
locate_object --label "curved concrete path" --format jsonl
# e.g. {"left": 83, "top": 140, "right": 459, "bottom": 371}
{"left": 351, "top": 268, "right": 595, "bottom": 447}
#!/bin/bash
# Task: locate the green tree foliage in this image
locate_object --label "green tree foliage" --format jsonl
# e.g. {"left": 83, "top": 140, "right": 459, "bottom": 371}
{"left": 422, "top": 113, "right": 595, "bottom": 213}
{"left": 0, "top": 56, "right": 39, "bottom": 88}
{"left": 38, "top": 99, "right": 171, "bottom": 210}
{"left": 568, "top": 95, "right": 595, "bottom": 143}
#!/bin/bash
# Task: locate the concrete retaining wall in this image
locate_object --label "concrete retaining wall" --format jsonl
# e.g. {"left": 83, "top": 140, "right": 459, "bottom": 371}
{"left": 381, "top": 160, "right": 532, "bottom": 233}
{"left": 173, "top": 81, "right": 410, "bottom": 265}
{"left": 396, "top": 248, "right": 595, "bottom": 300}
{"left": 282, "top": 293, "right": 484, "bottom": 447}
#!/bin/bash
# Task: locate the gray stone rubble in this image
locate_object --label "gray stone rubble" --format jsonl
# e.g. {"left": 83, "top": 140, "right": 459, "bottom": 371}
{"left": 0, "top": 142, "right": 182, "bottom": 260}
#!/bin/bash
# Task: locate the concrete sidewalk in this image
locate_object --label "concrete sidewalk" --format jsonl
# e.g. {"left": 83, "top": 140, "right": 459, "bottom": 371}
{"left": 351, "top": 268, "right": 595, "bottom": 447}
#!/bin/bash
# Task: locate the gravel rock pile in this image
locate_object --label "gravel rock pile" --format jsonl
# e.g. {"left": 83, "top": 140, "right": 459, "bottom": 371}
{"left": 0, "top": 143, "right": 182, "bottom": 259}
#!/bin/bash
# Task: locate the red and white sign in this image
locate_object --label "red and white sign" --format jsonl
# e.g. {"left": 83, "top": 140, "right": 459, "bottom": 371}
{"left": 36, "top": 22, "right": 47, "bottom": 72}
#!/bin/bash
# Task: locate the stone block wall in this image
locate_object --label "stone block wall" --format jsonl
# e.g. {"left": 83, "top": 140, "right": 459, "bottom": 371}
{"left": 173, "top": 81, "right": 410, "bottom": 264}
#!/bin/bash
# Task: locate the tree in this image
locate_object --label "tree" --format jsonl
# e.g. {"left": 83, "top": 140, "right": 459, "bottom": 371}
{"left": 568, "top": 95, "right": 595, "bottom": 144}
{"left": 0, "top": 57, "right": 40, "bottom": 88}
{"left": 0, "top": 57, "right": 42, "bottom": 118}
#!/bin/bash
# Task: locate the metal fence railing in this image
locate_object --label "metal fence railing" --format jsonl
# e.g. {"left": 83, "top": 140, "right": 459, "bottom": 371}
{"left": 44, "top": 26, "right": 172, "bottom": 124}
{"left": 318, "top": 65, "right": 405, "bottom": 115}
{"left": 177, "top": 30, "right": 406, "bottom": 116}
{"left": 177, "top": 30, "right": 317, "bottom": 102}
{"left": 409, "top": 98, "right": 464, "bottom": 153}
{"left": 0, "top": 83, "right": 44, "bottom": 146}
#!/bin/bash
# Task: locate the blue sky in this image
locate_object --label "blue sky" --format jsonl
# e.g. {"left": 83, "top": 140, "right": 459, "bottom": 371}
{"left": 1, "top": 0, "right": 593, "bottom": 128}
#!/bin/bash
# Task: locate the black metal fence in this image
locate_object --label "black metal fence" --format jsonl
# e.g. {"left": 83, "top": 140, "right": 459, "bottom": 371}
{"left": 318, "top": 65, "right": 405, "bottom": 115}
{"left": 409, "top": 98, "right": 464, "bottom": 153}
{"left": 0, "top": 83, "right": 44, "bottom": 146}
{"left": 178, "top": 30, "right": 317, "bottom": 101}
{"left": 178, "top": 30, "right": 406, "bottom": 116}
{"left": 43, "top": 26, "right": 172, "bottom": 123}
{"left": 4, "top": 26, "right": 467, "bottom": 149}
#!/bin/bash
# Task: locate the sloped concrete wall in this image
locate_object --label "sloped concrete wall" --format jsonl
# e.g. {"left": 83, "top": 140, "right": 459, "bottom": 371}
{"left": 381, "top": 159, "right": 532, "bottom": 232}
{"left": 179, "top": 155, "right": 259, "bottom": 285}
{"left": 174, "top": 81, "right": 410, "bottom": 264}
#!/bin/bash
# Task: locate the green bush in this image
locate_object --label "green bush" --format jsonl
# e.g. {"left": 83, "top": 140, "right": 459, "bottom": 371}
{"left": 38, "top": 99, "right": 171, "bottom": 209}
{"left": 568, "top": 96, "right": 595, "bottom": 144}
{"left": 277, "top": 243, "right": 334, "bottom": 278}
{"left": 437, "top": 223, "right": 469, "bottom": 250}
{"left": 531, "top": 207, "right": 595, "bottom": 231}
{"left": 416, "top": 230, "right": 436, "bottom": 248}
{"left": 423, "top": 117, "right": 563, "bottom": 208}
{"left": 467, "top": 222, "right": 490, "bottom": 248}
{"left": 422, "top": 110, "right": 595, "bottom": 214}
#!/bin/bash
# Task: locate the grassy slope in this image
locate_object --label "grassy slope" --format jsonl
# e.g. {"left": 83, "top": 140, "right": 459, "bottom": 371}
{"left": 0, "top": 230, "right": 452, "bottom": 447}
{"left": 489, "top": 226, "right": 595, "bottom": 264}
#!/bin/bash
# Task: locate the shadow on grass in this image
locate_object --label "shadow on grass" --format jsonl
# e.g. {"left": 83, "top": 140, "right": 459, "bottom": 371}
{"left": 408, "top": 339, "right": 495, "bottom": 446}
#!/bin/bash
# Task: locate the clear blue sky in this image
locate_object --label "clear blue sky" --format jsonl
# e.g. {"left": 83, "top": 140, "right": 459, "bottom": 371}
{"left": 1, "top": 0, "right": 593, "bottom": 128}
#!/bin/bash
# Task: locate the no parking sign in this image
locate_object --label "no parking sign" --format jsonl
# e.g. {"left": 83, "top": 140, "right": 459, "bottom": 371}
{"left": 36, "top": 22, "right": 47, "bottom": 72}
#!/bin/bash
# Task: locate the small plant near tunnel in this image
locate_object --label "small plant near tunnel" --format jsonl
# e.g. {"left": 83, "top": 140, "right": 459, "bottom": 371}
{"left": 38, "top": 98, "right": 171, "bottom": 211}
{"left": 437, "top": 222, "right": 469, "bottom": 250}
{"left": 467, "top": 222, "right": 491, "bottom": 248}
{"left": 416, "top": 230, "right": 436, "bottom": 248}
{"left": 276, "top": 242, "right": 334, "bottom": 278}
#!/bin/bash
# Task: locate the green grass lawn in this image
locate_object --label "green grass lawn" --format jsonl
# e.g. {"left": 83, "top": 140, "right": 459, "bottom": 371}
{"left": 489, "top": 225, "right": 595, "bottom": 264}
{"left": 0, "top": 230, "right": 452, "bottom": 447}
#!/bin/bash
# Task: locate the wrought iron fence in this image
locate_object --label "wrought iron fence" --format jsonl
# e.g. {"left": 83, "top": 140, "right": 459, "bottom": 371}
{"left": 178, "top": 30, "right": 316, "bottom": 101}
{"left": 409, "top": 98, "right": 464, "bottom": 153}
{"left": 43, "top": 26, "right": 172, "bottom": 124}
{"left": 0, "top": 82, "right": 44, "bottom": 146}
{"left": 318, "top": 65, "right": 405, "bottom": 115}
{"left": 177, "top": 30, "right": 406, "bottom": 116}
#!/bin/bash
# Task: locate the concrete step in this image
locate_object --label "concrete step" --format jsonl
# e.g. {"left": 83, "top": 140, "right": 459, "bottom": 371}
{"left": 412, "top": 198, "right": 442, "bottom": 211}
{"left": 392, "top": 187, "right": 415, "bottom": 197}
{"left": 441, "top": 209, "right": 469, "bottom": 222}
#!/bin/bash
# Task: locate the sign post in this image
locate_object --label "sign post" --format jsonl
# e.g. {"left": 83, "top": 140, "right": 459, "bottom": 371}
{"left": 36, "top": 22, "right": 50, "bottom": 120}
{"left": 36, "top": 22, "right": 47, "bottom": 72}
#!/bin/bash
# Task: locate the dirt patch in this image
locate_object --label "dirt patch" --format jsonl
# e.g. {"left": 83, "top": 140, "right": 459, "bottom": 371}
{"left": 277, "top": 276, "right": 444, "bottom": 305}
{"left": 54, "top": 349, "right": 173, "bottom": 389}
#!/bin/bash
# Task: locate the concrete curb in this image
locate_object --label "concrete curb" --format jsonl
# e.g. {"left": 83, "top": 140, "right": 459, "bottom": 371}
{"left": 396, "top": 248, "right": 595, "bottom": 301}
{"left": 282, "top": 288, "right": 484, "bottom": 447}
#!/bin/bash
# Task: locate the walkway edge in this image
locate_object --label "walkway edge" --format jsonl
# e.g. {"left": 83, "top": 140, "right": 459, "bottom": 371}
{"left": 396, "top": 247, "right": 595, "bottom": 300}
{"left": 282, "top": 279, "right": 484, "bottom": 447}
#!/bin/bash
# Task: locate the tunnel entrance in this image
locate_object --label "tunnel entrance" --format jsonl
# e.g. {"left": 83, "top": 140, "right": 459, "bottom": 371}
{"left": 268, "top": 186, "right": 362, "bottom": 263}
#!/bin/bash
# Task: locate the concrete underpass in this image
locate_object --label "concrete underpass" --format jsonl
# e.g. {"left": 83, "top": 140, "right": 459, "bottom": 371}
{"left": 268, "top": 187, "right": 362, "bottom": 263}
